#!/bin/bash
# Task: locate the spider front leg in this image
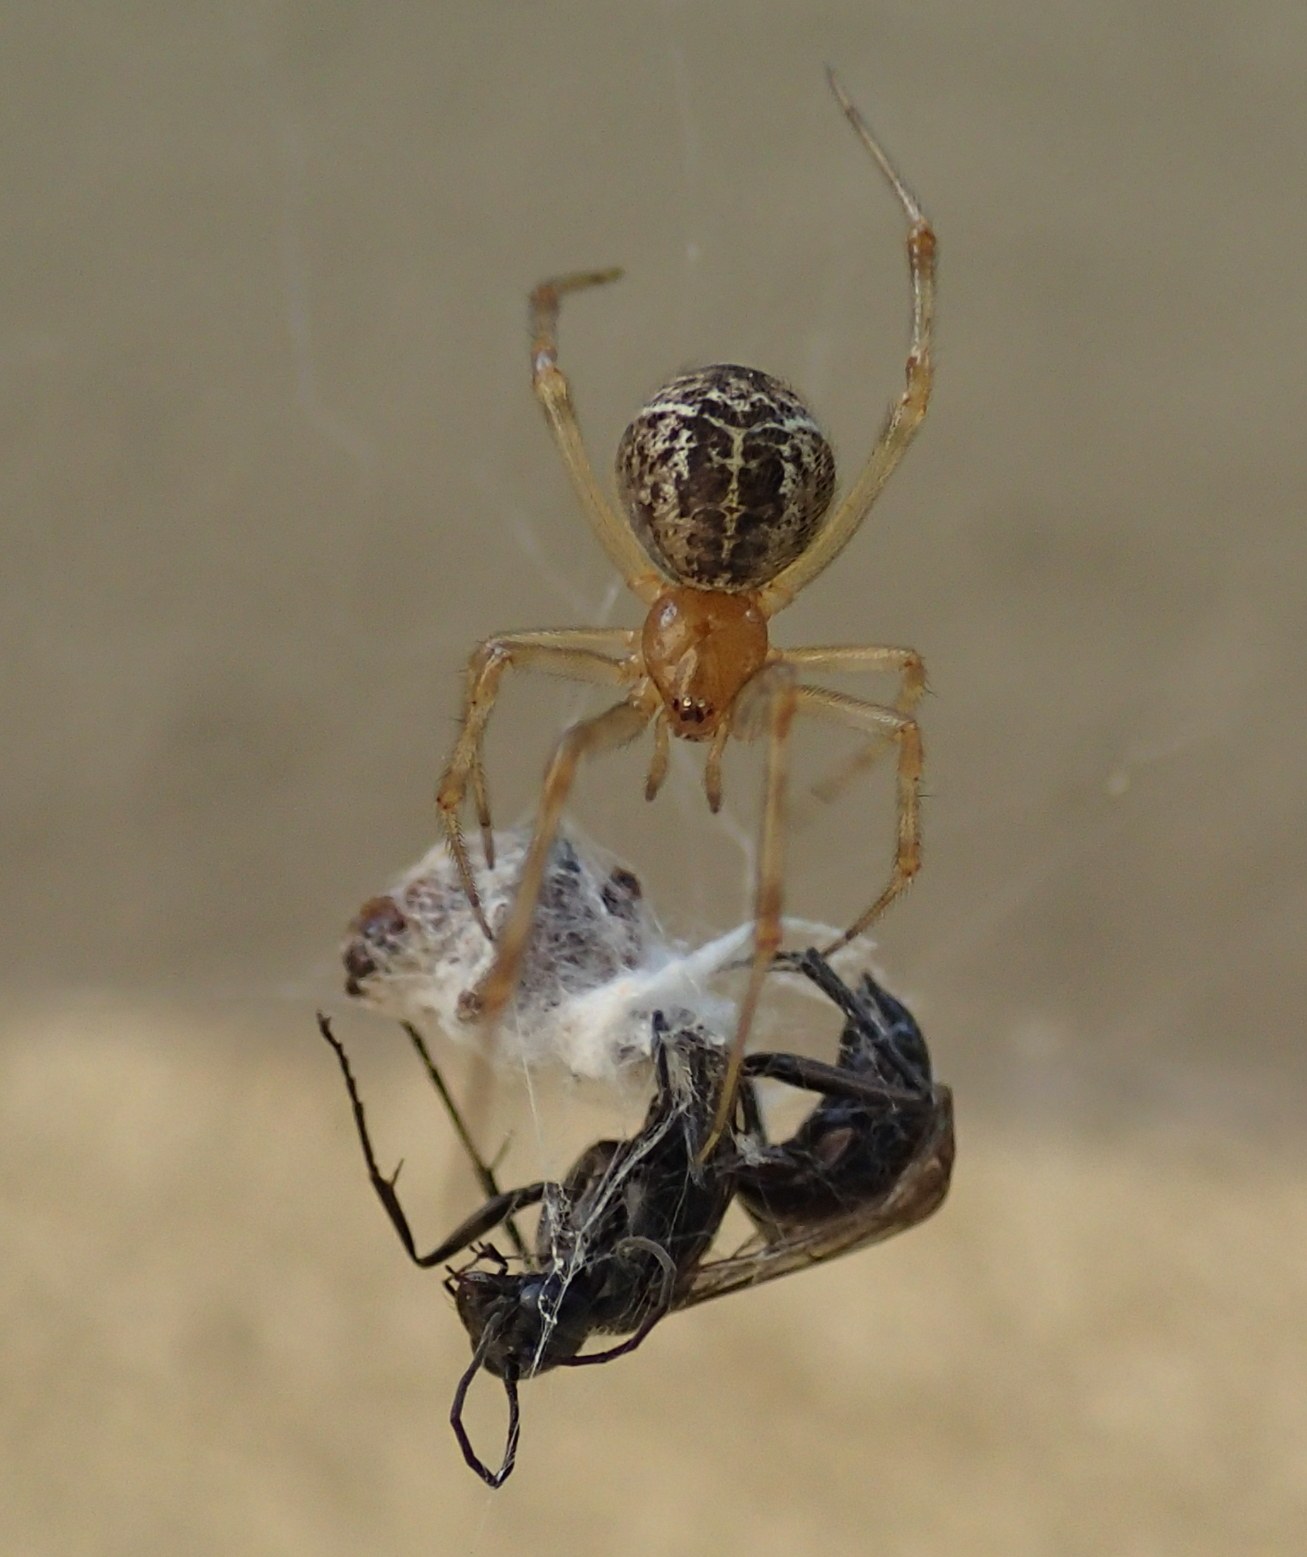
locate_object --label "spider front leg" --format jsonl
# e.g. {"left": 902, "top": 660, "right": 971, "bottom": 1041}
{"left": 704, "top": 662, "right": 922, "bottom": 1152}
{"left": 529, "top": 269, "right": 667, "bottom": 605}
{"left": 436, "top": 630, "right": 637, "bottom": 936}
{"left": 701, "top": 662, "right": 801, "bottom": 1157}
{"left": 779, "top": 644, "right": 926, "bottom": 804}
{"left": 792, "top": 684, "right": 924, "bottom": 954}
{"left": 782, "top": 644, "right": 926, "bottom": 715}
{"left": 703, "top": 670, "right": 925, "bottom": 1151}
{"left": 760, "top": 73, "right": 936, "bottom": 615}
{"left": 471, "top": 691, "right": 657, "bottom": 1023}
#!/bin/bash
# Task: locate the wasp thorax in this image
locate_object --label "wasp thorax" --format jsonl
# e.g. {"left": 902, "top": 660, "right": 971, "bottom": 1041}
{"left": 616, "top": 364, "right": 836, "bottom": 592}
{"left": 642, "top": 587, "right": 769, "bottom": 739}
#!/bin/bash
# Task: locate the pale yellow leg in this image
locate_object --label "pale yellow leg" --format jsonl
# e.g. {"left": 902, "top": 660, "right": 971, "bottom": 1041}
{"left": 643, "top": 713, "right": 670, "bottom": 801}
{"left": 473, "top": 693, "right": 656, "bottom": 1021}
{"left": 529, "top": 271, "right": 666, "bottom": 604}
{"left": 435, "top": 630, "right": 637, "bottom": 936}
{"left": 701, "top": 663, "right": 799, "bottom": 1158}
{"left": 703, "top": 722, "right": 731, "bottom": 813}
{"left": 777, "top": 644, "right": 926, "bottom": 802}
{"left": 791, "top": 684, "right": 924, "bottom": 952}
{"left": 761, "top": 73, "right": 936, "bottom": 614}
{"left": 702, "top": 672, "right": 924, "bottom": 1154}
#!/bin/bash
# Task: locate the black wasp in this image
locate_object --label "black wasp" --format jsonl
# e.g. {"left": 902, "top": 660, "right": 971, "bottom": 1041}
{"left": 317, "top": 951, "right": 953, "bottom": 1485}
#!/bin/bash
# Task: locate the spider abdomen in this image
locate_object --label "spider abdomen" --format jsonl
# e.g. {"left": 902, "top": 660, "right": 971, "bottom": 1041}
{"left": 616, "top": 364, "right": 836, "bottom": 592}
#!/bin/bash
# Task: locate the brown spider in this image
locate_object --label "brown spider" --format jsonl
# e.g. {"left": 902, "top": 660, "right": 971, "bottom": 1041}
{"left": 436, "top": 70, "right": 935, "bottom": 1143}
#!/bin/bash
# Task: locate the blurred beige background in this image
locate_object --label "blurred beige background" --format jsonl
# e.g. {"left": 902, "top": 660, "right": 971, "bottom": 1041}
{"left": 3, "top": 4, "right": 1305, "bottom": 1554}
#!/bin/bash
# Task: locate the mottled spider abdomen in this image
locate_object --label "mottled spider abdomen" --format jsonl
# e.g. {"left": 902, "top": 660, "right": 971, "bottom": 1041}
{"left": 615, "top": 364, "right": 836, "bottom": 592}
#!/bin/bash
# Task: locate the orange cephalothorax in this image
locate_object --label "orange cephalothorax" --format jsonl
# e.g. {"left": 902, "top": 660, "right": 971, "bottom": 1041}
{"left": 641, "top": 587, "right": 769, "bottom": 738}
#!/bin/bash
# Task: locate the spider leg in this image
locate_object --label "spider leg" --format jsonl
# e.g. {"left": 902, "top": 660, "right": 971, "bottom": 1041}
{"left": 736, "top": 1074, "right": 768, "bottom": 1145}
{"left": 760, "top": 72, "right": 935, "bottom": 615}
{"left": 703, "top": 721, "right": 731, "bottom": 813}
{"left": 529, "top": 270, "right": 668, "bottom": 604}
{"left": 472, "top": 691, "right": 657, "bottom": 1022}
{"left": 781, "top": 643, "right": 926, "bottom": 712}
{"left": 316, "top": 1015, "right": 550, "bottom": 1267}
{"left": 644, "top": 710, "right": 670, "bottom": 801}
{"left": 701, "top": 662, "right": 799, "bottom": 1159}
{"left": 791, "top": 684, "right": 924, "bottom": 953}
{"left": 436, "top": 630, "right": 637, "bottom": 935}
{"left": 777, "top": 644, "right": 926, "bottom": 804}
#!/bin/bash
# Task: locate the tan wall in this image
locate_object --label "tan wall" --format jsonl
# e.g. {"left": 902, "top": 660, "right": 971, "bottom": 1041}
{"left": 4, "top": 5, "right": 1304, "bottom": 1552}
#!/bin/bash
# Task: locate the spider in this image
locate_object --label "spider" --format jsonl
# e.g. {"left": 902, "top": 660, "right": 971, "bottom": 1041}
{"left": 436, "top": 70, "right": 936, "bottom": 1144}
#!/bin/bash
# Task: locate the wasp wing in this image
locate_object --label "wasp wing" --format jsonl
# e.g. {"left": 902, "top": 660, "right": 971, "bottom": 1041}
{"left": 676, "top": 1086, "right": 954, "bottom": 1310}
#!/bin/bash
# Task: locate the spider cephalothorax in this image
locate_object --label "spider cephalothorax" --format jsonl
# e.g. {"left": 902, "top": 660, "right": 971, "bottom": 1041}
{"left": 639, "top": 584, "right": 768, "bottom": 739}
{"left": 622, "top": 364, "right": 838, "bottom": 740}
{"left": 436, "top": 71, "right": 936, "bottom": 1142}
